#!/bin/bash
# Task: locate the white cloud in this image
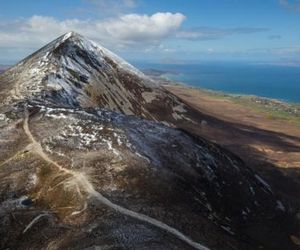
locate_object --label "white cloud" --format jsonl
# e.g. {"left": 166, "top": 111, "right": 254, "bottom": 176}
{"left": 271, "top": 46, "right": 300, "bottom": 55}
{"left": 83, "top": 0, "right": 137, "bottom": 16}
{"left": 279, "top": 0, "right": 300, "bottom": 11}
{"left": 87, "top": 0, "right": 136, "bottom": 8}
{"left": 246, "top": 46, "right": 300, "bottom": 58}
{"left": 268, "top": 34, "right": 282, "bottom": 40}
{"left": 176, "top": 27, "right": 268, "bottom": 40}
{"left": 0, "top": 13, "right": 185, "bottom": 50}
{"left": 104, "top": 13, "right": 185, "bottom": 43}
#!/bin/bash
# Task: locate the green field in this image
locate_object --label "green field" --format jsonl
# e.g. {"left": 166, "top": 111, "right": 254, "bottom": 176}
{"left": 195, "top": 88, "right": 300, "bottom": 126}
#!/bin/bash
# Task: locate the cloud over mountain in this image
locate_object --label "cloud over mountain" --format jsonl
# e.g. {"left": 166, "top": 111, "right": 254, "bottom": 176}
{"left": 0, "top": 13, "right": 185, "bottom": 49}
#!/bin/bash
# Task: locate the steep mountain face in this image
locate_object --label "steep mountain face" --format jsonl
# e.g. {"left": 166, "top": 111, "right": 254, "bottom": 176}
{"left": 0, "top": 32, "right": 185, "bottom": 122}
{"left": 0, "top": 32, "right": 297, "bottom": 249}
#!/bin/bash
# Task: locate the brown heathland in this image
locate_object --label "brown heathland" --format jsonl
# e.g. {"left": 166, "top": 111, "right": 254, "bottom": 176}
{"left": 165, "top": 85, "right": 300, "bottom": 205}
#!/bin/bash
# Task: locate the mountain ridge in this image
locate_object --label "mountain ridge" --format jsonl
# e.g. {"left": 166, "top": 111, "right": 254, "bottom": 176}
{"left": 2, "top": 31, "right": 194, "bottom": 129}
{"left": 0, "top": 32, "right": 298, "bottom": 250}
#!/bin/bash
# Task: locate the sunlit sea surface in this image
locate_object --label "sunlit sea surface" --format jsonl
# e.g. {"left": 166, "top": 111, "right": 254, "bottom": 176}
{"left": 135, "top": 62, "right": 300, "bottom": 103}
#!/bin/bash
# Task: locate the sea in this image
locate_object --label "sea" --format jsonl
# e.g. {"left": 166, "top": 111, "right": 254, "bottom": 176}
{"left": 134, "top": 61, "right": 300, "bottom": 104}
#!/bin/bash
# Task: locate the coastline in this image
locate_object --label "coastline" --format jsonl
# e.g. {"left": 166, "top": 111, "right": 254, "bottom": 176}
{"left": 142, "top": 64, "right": 300, "bottom": 104}
{"left": 143, "top": 69, "right": 300, "bottom": 125}
{"left": 172, "top": 84, "right": 300, "bottom": 124}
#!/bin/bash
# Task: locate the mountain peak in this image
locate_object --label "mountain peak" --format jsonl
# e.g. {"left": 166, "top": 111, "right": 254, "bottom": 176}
{"left": 58, "top": 31, "right": 86, "bottom": 45}
{"left": 61, "top": 31, "right": 85, "bottom": 42}
{"left": 0, "top": 30, "right": 154, "bottom": 108}
{"left": 53, "top": 31, "right": 145, "bottom": 78}
{"left": 65, "top": 31, "right": 80, "bottom": 37}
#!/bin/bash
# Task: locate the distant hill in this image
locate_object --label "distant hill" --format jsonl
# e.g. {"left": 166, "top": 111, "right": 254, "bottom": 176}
{"left": 0, "top": 65, "right": 10, "bottom": 73}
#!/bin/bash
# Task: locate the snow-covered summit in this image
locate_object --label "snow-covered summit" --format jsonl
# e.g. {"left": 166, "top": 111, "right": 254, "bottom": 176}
{"left": 1, "top": 31, "right": 190, "bottom": 122}
{"left": 0, "top": 32, "right": 161, "bottom": 113}
{"left": 51, "top": 31, "right": 148, "bottom": 79}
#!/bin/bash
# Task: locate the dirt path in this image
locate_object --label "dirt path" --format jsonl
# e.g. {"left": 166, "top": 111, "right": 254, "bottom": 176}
{"left": 22, "top": 111, "right": 209, "bottom": 250}
{"left": 0, "top": 149, "right": 25, "bottom": 167}
{"left": 23, "top": 110, "right": 62, "bottom": 170}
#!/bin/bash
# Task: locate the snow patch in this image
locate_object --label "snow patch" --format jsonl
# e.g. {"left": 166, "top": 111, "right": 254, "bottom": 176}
{"left": 27, "top": 173, "right": 38, "bottom": 187}
{"left": 255, "top": 174, "right": 272, "bottom": 192}
{"left": 102, "top": 138, "right": 120, "bottom": 156}
{"left": 276, "top": 200, "right": 285, "bottom": 211}
{"left": 173, "top": 104, "right": 187, "bottom": 113}
{"left": 46, "top": 112, "right": 68, "bottom": 119}
{"left": 221, "top": 225, "right": 235, "bottom": 235}
{"left": 135, "top": 152, "right": 151, "bottom": 164}
{"left": 0, "top": 114, "right": 9, "bottom": 123}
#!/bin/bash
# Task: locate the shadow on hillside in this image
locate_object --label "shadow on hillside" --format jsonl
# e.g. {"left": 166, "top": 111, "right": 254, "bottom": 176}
{"left": 178, "top": 122, "right": 300, "bottom": 249}
{"left": 187, "top": 107, "right": 300, "bottom": 152}
{"left": 173, "top": 98, "right": 300, "bottom": 207}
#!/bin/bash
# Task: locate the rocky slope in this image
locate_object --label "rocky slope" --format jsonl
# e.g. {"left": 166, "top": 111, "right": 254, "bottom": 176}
{"left": 0, "top": 32, "right": 298, "bottom": 249}
{"left": 0, "top": 32, "right": 187, "bottom": 123}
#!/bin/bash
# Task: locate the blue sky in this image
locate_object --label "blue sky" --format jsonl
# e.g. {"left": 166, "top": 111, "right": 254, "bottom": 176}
{"left": 0, "top": 0, "right": 300, "bottom": 65}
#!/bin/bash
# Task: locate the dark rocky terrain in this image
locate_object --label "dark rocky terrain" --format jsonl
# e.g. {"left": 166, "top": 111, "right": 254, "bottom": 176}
{"left": 0, "top": 32, "right": 298, "bottom": 249}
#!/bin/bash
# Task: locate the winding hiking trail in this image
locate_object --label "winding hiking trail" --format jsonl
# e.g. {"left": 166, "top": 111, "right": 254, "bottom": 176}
{"left": 23, "top": 111, "right": 209, "bottom": 250}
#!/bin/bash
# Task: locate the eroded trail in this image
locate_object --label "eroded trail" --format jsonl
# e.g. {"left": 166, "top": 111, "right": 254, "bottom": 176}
{"left": 23, "top": 111, "right": 209, "bottom": 250}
